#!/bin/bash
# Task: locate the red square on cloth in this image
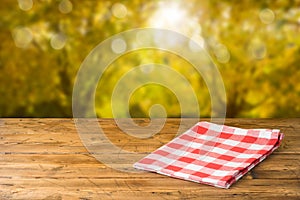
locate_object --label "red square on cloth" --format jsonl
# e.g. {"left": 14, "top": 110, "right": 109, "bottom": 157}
{"left": 133, "top": 121, "right": 284, "bottom": 188}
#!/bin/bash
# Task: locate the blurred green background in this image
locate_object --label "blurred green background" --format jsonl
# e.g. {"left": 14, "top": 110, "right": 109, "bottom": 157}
{"left": 0, "top": 0, "right": 299, "bottom": 118}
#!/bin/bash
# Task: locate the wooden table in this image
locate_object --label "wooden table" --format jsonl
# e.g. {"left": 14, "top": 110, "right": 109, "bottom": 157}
{"left": 0, "top": 118, "right": 299, "bottom": 199}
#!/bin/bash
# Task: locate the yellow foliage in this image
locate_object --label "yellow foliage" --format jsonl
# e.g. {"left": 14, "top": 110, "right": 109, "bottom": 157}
{"left": 0, "top": 0, "right": 299, "bottom": 117}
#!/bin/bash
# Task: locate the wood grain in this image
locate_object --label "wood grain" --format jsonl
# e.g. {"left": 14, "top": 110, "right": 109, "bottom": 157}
{"left": 0, "top": 118, "right": 299, "bottom": 199}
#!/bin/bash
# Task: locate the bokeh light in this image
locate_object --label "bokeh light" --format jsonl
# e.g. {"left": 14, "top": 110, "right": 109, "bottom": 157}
{"left": 259, "top": 8, "right": 275, "bottom": 24}
{"left": 12, "top": 27, "right": 33, "bottom": 48}
{"left": 111, "top": 38, "right": 127, "bottom": 54}
{"left": 111, "top": 3, "right": 127, "bottom": 19}
{"left": 58, "top": 0, "right": 73, "bottom": 14}
{"left": 18, "top": 0, "right": 33, "bottom": 11}
{"left": 213, "top": 44, "right": 230, "bottom": 63}
{"left": 50, "top": 33, "right": 67, "bottom": 50}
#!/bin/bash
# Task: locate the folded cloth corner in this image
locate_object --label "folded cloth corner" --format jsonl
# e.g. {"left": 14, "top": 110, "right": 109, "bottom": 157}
{"left": 133, "top": 121, "right": 284, "bottom": 189}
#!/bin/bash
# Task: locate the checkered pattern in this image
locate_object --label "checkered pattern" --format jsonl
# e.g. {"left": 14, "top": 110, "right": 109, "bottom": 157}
{"left": 133, "top": 121, "right": 284, "bottom": 189}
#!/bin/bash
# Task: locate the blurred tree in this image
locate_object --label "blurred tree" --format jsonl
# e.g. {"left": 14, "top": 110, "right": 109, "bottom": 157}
{"left": 199, "top": 0, "right": 300, "bottom": 117}
{"left": 0, "top": 0, "right": 299, "bottom": 117}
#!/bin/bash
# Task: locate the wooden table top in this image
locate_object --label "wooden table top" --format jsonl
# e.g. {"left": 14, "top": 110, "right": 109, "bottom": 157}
{"left": 0, "top": 118, "right": 299, "bottom": 199}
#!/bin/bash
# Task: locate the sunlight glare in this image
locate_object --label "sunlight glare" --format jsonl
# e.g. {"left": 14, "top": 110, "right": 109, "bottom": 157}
{"left": 149, "top": 2, "right": 185, "bottom": 29}
{"left": 148, "top": 2, "right": 203, "bottom": 50}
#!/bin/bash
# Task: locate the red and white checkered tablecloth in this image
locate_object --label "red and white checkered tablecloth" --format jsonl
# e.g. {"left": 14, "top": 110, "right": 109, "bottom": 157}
{"left": 133, "top": 121, "right": 284, "bottom": 188}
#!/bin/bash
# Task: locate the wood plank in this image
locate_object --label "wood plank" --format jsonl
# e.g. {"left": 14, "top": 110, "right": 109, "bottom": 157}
{"left": 0, "top": 179, "right": 299, "bottom": 199}
{"left": 1, "top": 118, "right": 299, "bottom": 136}
{"left": 0, "top": 118, "right": 298, "bottom": 160}
{"left": 0, "top": 118, "right": 299, "bottom": 199}
{"left": 0, "top": 154, "right": 299, "bottom": 179}
{"left": 0, "top": 137, "right": 298, "bottom": 155}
